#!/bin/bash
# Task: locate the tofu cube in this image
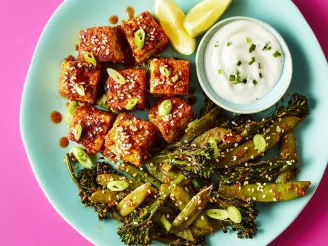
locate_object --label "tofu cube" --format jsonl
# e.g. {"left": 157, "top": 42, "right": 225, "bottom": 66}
{"left": 121, "top": 11, "right": 169, "bottom": 64}
{"left": 77, "top": 26, "right": 125, "bottom": 63}
{"left": 149, "top": 58, "right": 190, "bottom": 97}
{"left": 106, "top": 68, "right": 147, "bottom": 111}
{"left": 68, "top": 105, "right": 116, "bottom": 153}
{"left": 103, "top": 113, "right": 156, "bottom": 166}
{"left": 59, "top": 56, "right": 102, "bottom": 104}
{"left": 148, "top": 97, "right": 193, "bottom": 143}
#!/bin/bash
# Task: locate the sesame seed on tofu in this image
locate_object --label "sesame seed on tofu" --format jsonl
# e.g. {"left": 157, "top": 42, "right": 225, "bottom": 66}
{"left": 149, "top": 58, "right": 190, "bottom": 97}
{"left": 68, "top": 105, "right": 116, "bottom": 154}
{"left": 103, "top": 113, "right": 156, "bottom": 166}
{"left": 148, "top": 97, "right": 193, "bottom": 143}
{"left": 59, "top": 56, "right": 102, "bottom": 104}
{"left": 121, "top": 11, "right": 169, "bottom": 64}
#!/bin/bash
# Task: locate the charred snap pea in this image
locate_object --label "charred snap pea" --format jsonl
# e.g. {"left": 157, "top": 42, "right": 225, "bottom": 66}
{"left": 116, "top": 182, "right": 152, "bottom": 217}
{"left": 192, "top": 127, "right": 229, "bottom": 147}
{"left": 107, "top": 181, "right": 129, "bottom": 191}
{"left": 89, "top": 190, "right": 128, "bottom": 207}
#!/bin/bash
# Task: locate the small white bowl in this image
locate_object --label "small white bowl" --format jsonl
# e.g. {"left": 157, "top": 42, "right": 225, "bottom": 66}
{"left": 196, "top": 16, "right": 292, "bottom": 114}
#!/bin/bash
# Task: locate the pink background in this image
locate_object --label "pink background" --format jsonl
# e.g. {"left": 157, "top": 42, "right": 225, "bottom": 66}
{"left": 0, "top": 0, "right": 327, "bottom": 245}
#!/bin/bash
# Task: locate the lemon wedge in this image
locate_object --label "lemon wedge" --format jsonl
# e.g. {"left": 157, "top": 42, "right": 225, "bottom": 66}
{"left": 154, "top": 0, "right": 196, "bottom": 55}
{"left": 183, "top": 0, "right": 232, "bottom": 38}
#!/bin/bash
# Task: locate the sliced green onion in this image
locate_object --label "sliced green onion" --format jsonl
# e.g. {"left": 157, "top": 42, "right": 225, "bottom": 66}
{"left": 72, "top": 146, "right": 93, "bottom": 169}
{"left": 252, "top": 79, "right": 257, "bottom": 85}
{"left": 237, "top": 61, "right": 242, "bottom": 66}
{"left": 245, "top": 37, "right": 251, "bottom": 43}
{"left": 218, "top": 69, "right": 222, "bottom": 74}
{"left": 248, "top": 57, "right": 255, "bottom": 65}
{"left": 235, "top": 69, "right": 240, "bottom": 76}
{"left": 259, "top": 73, "right": 263, "bottom": 78}
{"left": 249, "top": 44, "right": 256, "bottom": 53}
{"left": 112, "top": 109, "right": 120, "bottom": 115}
{"left": 253, "top": 134, "right": 266, "bottom": 152}
{"left": 236, "top": 76, "right": 241, "bottom": 84}
{"left": 158, "top": 99, "right": 172, "bottom": 117}
{"left": 74, "top": 84, "right": 85, "bottom": 96}
{"left": 171, "top": 74, "right": 178, "bottom": 82}
{"left": 229, "top": 75, "right": 236, "bottom": 81}
{"left": 74, "top": 124, "right": 82, "bottom": 140}
{"left": 125, "top": 98, "right": 139, "bottom": 110}
{"left": 258, "top": 63, "right": 261, "bottom": 69}
{"left": 273, "top": 50, "right": 281, "bottom": 58}
{"left": 208, "top": 137, "right": 219, "bottom": 158}
{"left": 242, "top": 79, "right": 247, "bottom": 84}
{"left": 84, "top": 52, "right": 97, "bottom": 66}
{"left": 160, "top": 215, "right": 172, "bottom": 231}
{"left": 159, "top": 66, "right": 171, "bottom": 77}
{"left": 107, "top": 68, "right": 126, "bottom": 84}
{"left": 96, "top": 94, "right": 109, "bottom": 110}
{"left": 263, "top": 43, "right": 272, "bottom": 51}
{"left": 227, "top": 206, "right": 242, "bottom": 223}
{"left": 227, "top": 42, "right": 232, "bottom": 46}
{"left": 134, "top": 28, "right": 145, "bottom": 49}
{"left": 205, "top": 209, "right": 229, "bottom": 220}
{"left": 64, "top": 101, "right": 78, "bottom": 125}
{"left": 107, "top": 181, "right": 129, "bottom": 191}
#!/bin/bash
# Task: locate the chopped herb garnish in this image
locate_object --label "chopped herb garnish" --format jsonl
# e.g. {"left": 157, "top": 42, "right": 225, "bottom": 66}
{"left": 218, "top": 69, "right": 222, "bottom": 74}
{"left": 259, "top": 73, "right": 263, "bottom": 78}
{"left": 227, "top": 42, "right": 232, "bottom": 46}
{"left": 229, "top": 75, "right": 236, "bottom": 81}
{"left": 215, "top": 44, "right": 219, "bottom": 47}
{"left": 246, "top": 37, "right": 251, "bottom": 43}
{"left": 262, "top": 42, "right": 272, "bottom": 51}
{"left": 273, "top": 51, "right": 281, "bottom": 58}
{"left": 258, "top": 63, "right": 261, "bottom": 69}
{"left": 236, "top": 76, "right": 241, "bottom": 83}
{"left": 248, "top": 57, "right": 255, "bottom": 65}
{"left": 237, "top": 61, "right": 242, "bottom": 66}
{"left": 253, "top": 79, "right": 258, "bottom": 85}
{"left": 235, "top": 69, "right": 240, "bottom": 76}
{"left": 249, "top": 44, "right": 256, "bottom": 53}
{"left": 243, "top": 79, "right": 247, "bottom": 84}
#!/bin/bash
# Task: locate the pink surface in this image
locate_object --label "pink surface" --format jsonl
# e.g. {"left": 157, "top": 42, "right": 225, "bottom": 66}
{"left": 0, "top": 0, "right": 327, "bottom": 245}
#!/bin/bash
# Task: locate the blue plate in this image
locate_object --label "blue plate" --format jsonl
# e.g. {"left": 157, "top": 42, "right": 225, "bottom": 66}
{"left": 20, "top": 0, "right": 328, "bottom": 245}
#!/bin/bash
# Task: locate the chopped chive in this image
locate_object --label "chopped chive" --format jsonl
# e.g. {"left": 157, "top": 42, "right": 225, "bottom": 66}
{"left": 262, "top": 42, "right": 272, "bottom": 51}
{"left": 252, "top": 79, "right": 257, "bottom": 85}
{"left": 243, "top": 79, "right": 247, "bottom": 84}
{"left": 245, "top": 37, "right": 251, "bottom": 43}
{"left": 214, "top": 44, "right": 219, "bottom": 47}
{"left": 229, "top": 75, "right": 236, "bottom": 81}
{"left": 218, "top": 69, "right": 222, "bottom": 74}
{"left": 248, "top": 57, "right": 255, "bottom": 65}
{"left": 273, "top": 51, "right": 281, "bottom": 58}
{"left": 258, "top": 63, "right": 261, "bottom": 69}
{"left": 227, "top": 42, "right": 232, "bottom": 46}
{"left": 249, "top": 44, "right": 256, "bottom": 53}
{"left": 237, "top": 60, "right": 242, "bottom": 66}
{"left": 236, "top": 75, "right": 241, "bottom": 83}
{"left": 235, "top": 69, "right": 240, "bottom": 76}
{"left": 259, "top": 73, "right": 263, "bottom": 78}
{"left": 134, "top": 28, "right": 145, "bottom": 49}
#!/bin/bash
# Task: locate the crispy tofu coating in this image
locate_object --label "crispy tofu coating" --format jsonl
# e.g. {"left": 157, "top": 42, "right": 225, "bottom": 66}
{"left": 77, "top": 26, "right": 125, "bottom": 63}
{"left": 103, "top": 113, "right": 156, "bottom": 166}
{"left": 148, "top": 97, "right": 193, "bottom": 143}
{"left": 121, "top": 11, "right": 169, "bottom": 64}
{"left": 149, "top": 58, "right": 190, "bottom": 97}
{"left": 68, "top": 105, "right": 116, "bottom": 154}
{"left": 59, "top": 56, "right": 102, "bottom": 104}
{"left": 106, "top": 68, "right": 147, "bottom": 111}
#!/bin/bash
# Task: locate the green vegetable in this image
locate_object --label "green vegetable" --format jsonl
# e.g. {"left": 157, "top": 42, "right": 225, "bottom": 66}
{"left": 245, "top": 37, "right": 251, "bottom": 43}
{"left": 208, "top": 137, "right": 219, "bottom": 158}
{"left": 227, "top": 206, "right": 242, "bottom": 223}
{"left": 259, "top": 72, "right": 263, "bottom": 78}
{"left": 227, "top": 42, "right": 232, "bottom": 46}
{"left": 134, "top": 28, "right": 145, "bottom": 49}
{"left": 73, "top": 84, "right": 85, "bottom": 96}
{"left": 74, "top": 124, "right": 82, "bottom": 140}
{"left": 107, "top": 68, "right": 126, "bottom": 84}
{"left": 249, "top": 44, "right": 256, "bottom": 53}
{"left": 160, "top": 215, "right": 172, "bottom": 231}
{"left": 71, "top": 146, "right": 93, "bottom": 169}
{"left": 159, "top": 66, "right": 171, "bottom": 77}
{"left": 229, "top": 75, "right": 236, "bottom": 81}
{"left": 125, "top": 98, "right": 138, "bottom": 110}
{"left": 107, "top": 181, "right": 129, "bottom": 191}
{"left": 64, "top": 101, "right": 78, "bottom": 125}
{"left": 96, "top": 94, "right": 109, "bottom": 110}
{"left": 253, "top": 134, "right": 266, "bottom": 152}
{"left": 273, "top": 50, "right": 282, "bottom": 58}
{"left": 237, "top": 60, "right": 242, "bottom": 66}
{"left": 158, "top": 99, "right": 172, "bottom": 117}
{"left": 205, "top": 209, "right": 229, "bottom": 220}
{"left": 83, "top": 51, "right": 97, "bottom": 66}
{"left": 89, "top": 189, "right": 128, "bottom": 206}
{"left": 218, "top": 69, "right": 222, "bottom": 74}
{"left": 248, "top": 57, "right": 255, "bottom": 65}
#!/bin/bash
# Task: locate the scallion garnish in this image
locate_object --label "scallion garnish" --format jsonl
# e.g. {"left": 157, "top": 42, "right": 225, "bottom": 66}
{"left": 227, "top": 42, "right": 232, "bottom": 47}
{"left": 259, "top": 73, "right": 263, "bottom": 78}
{"left": 237, "top": 60, "right": 242, "bottom": 66}
{"left": 235, "top": 69, "right": 240, "bottom": 76}
{"left": 242, "top": 79, "right": 247, "bottom": 84}
{"left": 262, "top": 42, "right": 272, "bottom": 51}
{"left": 249, "top": 44, "right": 256, "bottom": 53}
{"left": 248, "top": 57, "right": 255, "bottom": 65}
{"left": 253, "top": 79, "right": 257, "bottom": 85}
{"left": 245, "top": 37, "right": 251, "bottom": 43}
{"left": 134, "top": 28, "right": 145, "bottom": 49}
{"left": 84, "top": 52, "right": 97, "bottom": 66}
{"left": 258, "top": 63, "right": 261, "bottom": 69}
{"left": 218, "top": 69, "right": 222, "bottom": 74}
{"left": 214, "top": 44, "right": 219, "bottom": 47}
{"left": 229, "top": 75, "right": 236, "bottom": 81}
{"left": 273, "top": 51, "right": 281, "bottom": 58}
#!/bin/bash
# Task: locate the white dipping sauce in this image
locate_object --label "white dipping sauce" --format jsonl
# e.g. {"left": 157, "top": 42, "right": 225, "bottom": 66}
{"left": 205, "top": 20, "right": 284, "bottom": 104}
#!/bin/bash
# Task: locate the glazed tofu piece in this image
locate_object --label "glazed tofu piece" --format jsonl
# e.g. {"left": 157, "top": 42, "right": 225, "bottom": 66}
{"left": 103, "top": 113, "right": 156, "bottom": 166}
{"left": 68, "top": 105, "right": 116, "bottom": 153}
{"left": 77, "top": 26, "right": 125, "bottom": 63}
{"left": 148, "top": 97, "right": 193, "bottom": 143}
{"left": 106, "top": 68, "right": 147, "bottom": 111}
{"left": 121, "top": 11, "right": 169, "bottom": 64}
{"left": 149, "top": 58, "right": 190, "bottom": 97}
{"left": 59, "top": 57, "right": 102, "bottom": 104}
